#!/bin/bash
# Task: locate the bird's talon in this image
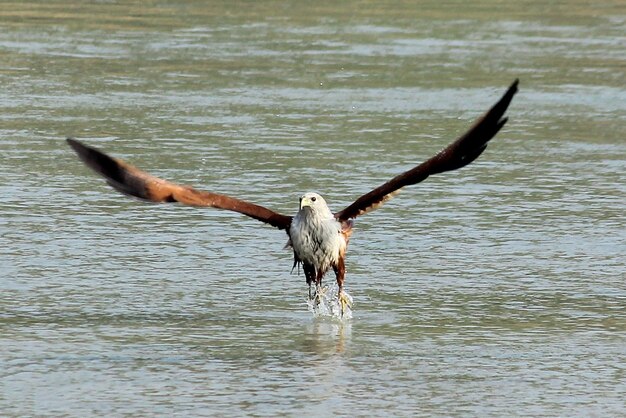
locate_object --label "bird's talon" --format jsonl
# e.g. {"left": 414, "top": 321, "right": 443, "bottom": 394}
{"left": 313, "top": 285, "right": 328, "bottom": 306}
{"left": 338, "top": 292, "right": 352, "bottom": 316}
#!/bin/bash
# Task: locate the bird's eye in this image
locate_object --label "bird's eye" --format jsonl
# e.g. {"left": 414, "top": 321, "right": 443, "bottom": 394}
{"left": 311, "top": 197, "right": 316, "bottom": 202}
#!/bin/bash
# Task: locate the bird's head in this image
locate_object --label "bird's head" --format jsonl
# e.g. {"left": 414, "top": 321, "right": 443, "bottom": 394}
{"left": 299, "top": 192, "right": 332, "bottom": 216}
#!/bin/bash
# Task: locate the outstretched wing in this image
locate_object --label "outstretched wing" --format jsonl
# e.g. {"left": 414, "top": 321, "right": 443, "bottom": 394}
{"left": 67, "top": 138, "right": 293, "bottom": 230}
{"left": 334, "top": 79, "right": 519, "bottom": 222}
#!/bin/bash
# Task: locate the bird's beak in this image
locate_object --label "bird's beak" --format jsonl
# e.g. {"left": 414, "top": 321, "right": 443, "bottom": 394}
{"left": 300, "top": 197, "right": 311, "bottom": 210}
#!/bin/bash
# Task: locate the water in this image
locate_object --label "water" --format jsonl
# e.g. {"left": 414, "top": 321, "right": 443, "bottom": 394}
{"left": 1, "top": 1, "right": 625, "bottom": 416}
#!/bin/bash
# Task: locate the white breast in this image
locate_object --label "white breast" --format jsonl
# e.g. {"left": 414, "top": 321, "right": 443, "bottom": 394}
{"left": 290, "top": 212, "right": 344, "bottom": 273}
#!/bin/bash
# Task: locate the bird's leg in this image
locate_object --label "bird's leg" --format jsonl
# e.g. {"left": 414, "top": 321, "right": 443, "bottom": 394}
{"left": 304, "top": 264, "right": 316, "bottom": 303}
{"left": 314, "top": 284, "right": 328, "bottom": 305}
{"left": 314, "top": 271, "right": 326, "bottom": 305}
{"left": 333, "top": 256, "right": 351, "bottom": 315}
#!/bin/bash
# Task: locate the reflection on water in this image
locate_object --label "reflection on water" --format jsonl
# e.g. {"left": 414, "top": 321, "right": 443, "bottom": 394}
{"left": 303, "top": 318, "right": 352, "bottom": 356}
{"left": 1, "top": 0, "right": 625, "bottom": 416}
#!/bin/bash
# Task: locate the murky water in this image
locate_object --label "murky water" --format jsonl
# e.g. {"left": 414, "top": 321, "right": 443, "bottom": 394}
{"left": 1, "top": 1, "right": 625, "bottom": 416}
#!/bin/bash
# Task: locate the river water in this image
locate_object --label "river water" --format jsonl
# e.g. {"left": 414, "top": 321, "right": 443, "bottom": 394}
{"left": 1, "top": 1, "right": 625, "bottom": 416}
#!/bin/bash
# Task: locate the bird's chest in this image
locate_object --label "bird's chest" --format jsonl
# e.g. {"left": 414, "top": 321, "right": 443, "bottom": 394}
{"left": 290, "top": 216, "right": 342, "bottom": 266}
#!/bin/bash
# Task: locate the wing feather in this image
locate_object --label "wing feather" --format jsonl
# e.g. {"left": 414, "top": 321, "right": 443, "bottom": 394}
{"left": 67, "top": 138, "right": 292, "bottom": 230}
{"left": 334, "top": 79, "right": 519, "bottom": 222}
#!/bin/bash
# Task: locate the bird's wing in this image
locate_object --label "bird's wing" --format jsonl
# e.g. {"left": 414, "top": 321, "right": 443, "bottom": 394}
{"left": 67, "top": 138, "right": 293, "bottom": 230}
{"left": 334, "top": 79, "right": 519, "bottom": 222}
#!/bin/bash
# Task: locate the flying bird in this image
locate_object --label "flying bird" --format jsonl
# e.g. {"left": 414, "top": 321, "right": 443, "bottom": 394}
{"left": 67, "top": 79, "right": 518, "bottom": 315}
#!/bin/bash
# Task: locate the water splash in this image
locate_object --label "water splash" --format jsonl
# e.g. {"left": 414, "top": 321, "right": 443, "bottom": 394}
{"left": 306, "top": 283, "right": 353, "bottom": 320}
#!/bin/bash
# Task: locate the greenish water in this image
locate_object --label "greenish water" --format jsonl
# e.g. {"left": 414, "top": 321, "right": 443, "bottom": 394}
{"left": 1, "top": 1, "right": 625, "bottom": 416}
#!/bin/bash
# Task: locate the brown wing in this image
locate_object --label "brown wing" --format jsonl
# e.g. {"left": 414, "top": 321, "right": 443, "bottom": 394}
{"left": 67, "top": 138, "right": 293, "bottom": 230}
{"left": 334, "top": 79, "right": 519, "bottom": 222}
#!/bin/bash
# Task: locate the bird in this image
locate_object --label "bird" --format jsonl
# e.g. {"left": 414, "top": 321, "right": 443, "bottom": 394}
{"left": 67, "top": 79, "right": 518, "bottom": 316}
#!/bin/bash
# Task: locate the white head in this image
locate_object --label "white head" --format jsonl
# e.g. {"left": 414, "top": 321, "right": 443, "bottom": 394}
{"left": 299, "top": 192, "right": 333, "bottom": 217}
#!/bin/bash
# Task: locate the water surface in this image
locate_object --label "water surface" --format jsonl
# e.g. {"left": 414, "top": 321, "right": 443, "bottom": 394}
{"left": 1, "top": 1, "right": 625, "bottom": 416}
